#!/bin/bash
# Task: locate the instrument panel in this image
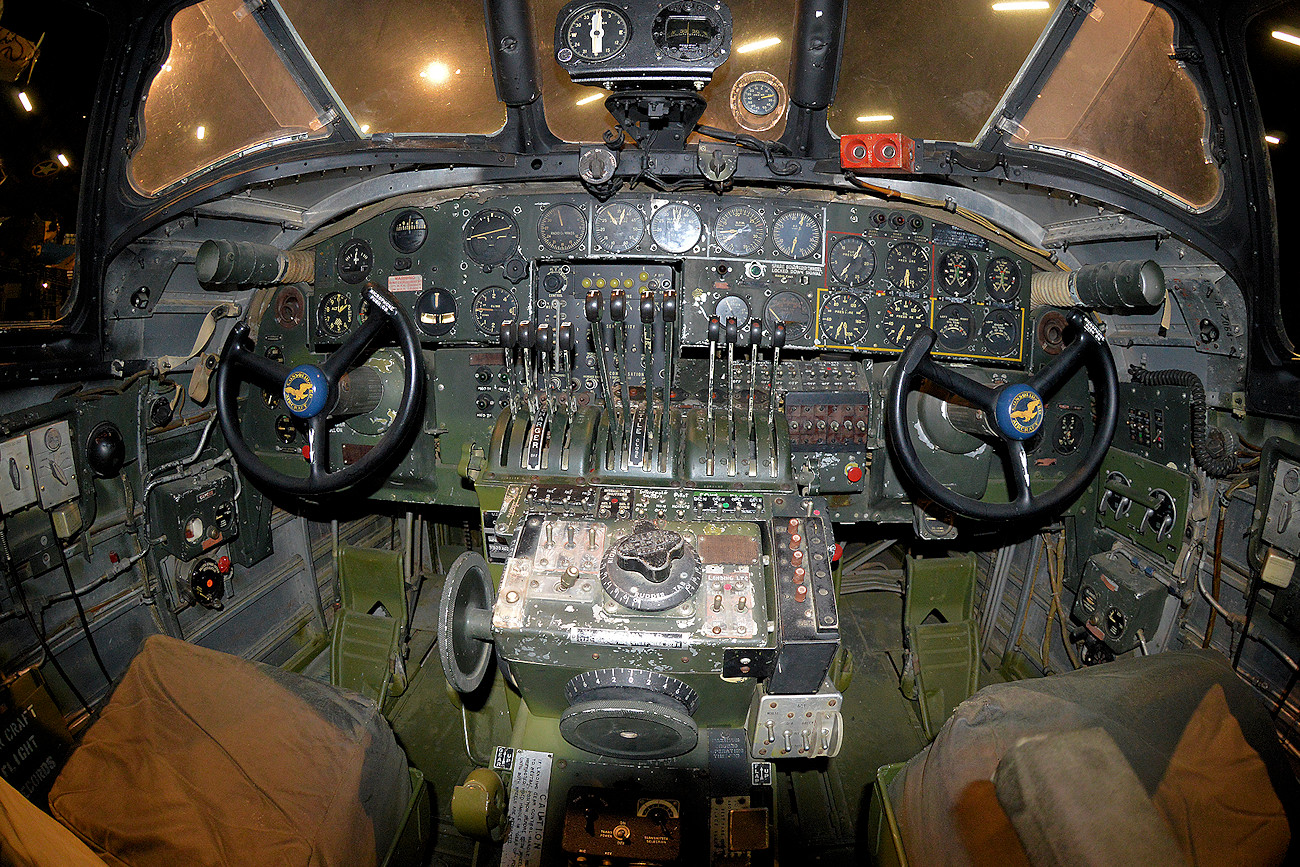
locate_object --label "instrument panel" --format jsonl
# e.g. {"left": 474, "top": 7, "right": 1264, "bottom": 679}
{"left": 307, "top": 190, "right": 1033, "bottom": 367}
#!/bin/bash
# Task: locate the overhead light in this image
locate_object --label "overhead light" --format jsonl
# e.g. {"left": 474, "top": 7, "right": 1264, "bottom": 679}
{"left": 419, "top": 61, "right": 450, "bottom": 84}
{"left": 576, "top": 92, "right": 605, "bottom": 106}
{"left": 360, "top": 123, "right": 370, "bottom": 133}
{"left": 992, "top": 1, "right": 1050, "bottom": 10}
{"left": 856, "top": 114, "right": 895, "bottom": 123}
{"left": 56, "top": 154, "right": 69, "bottom": 167}
{"left": 736, "top": 36, "right": 781, "bottom": 54}
{"left": 18, "top": 91, "right": 33, "bottom": 112}
{"left": 196, "top": 125, "right": 206, "bottom": 140}
{"left": 1265, "top": 134, "right": 1282, "bottom": 145}
{"left": 1273, "top": 30, "right": 1300, "bottom": 47}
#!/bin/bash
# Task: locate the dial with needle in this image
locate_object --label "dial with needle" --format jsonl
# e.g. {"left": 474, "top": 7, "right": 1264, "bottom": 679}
{"left": 590, "top": 10, "right": 604, "bottom": 55}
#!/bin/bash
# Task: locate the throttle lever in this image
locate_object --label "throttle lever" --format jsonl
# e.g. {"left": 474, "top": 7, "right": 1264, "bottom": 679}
{"left": 706, "top": 316, "right": 720, "bottom": 476}
{"left": 725, "top": 317, "right": 738, "bottom": 476}
{"left": 500, "top": 320, "right": 518, "bottom": 415}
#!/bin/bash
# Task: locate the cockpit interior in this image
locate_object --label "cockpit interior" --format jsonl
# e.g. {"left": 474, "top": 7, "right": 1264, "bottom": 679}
{"left": 1, "top": 0, "right": 1299, "bottom": 864}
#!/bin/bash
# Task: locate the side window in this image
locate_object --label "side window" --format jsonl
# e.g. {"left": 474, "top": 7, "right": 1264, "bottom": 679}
{"left": 0, "top": 2, "right": 106, "bottom": 323}
{"left": 1247, "top": 4, "right": 1298, "bottom": 347}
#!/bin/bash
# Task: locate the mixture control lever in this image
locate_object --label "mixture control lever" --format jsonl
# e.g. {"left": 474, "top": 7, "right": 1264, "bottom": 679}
{"left": 517, "top": 320, "right": 535, "bottom": 415}
{"left": 706, "top": 316, "right": 720, "bottom": 475}
{"left": 725, "top": 317, "right": 738, "bottom": 476}
{"left": 536, "top": 322, "right": 553, "bottom": 411}
{"left": 747, "top": 319, "right": 762, "bottom": 476}
{"left": 500, "top": 320, "right": 518, "bottom": 415}
{"left": 768, "top": 323, "right": 785, "bottom": 473}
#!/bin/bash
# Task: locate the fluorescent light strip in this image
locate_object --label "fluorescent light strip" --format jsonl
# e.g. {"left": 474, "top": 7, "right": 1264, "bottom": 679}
{"left": 992, "top": 1, "right": 1050, "bottom": 10}
{"left": 1265, "top": 135, "right": 1281, "bottom": 145}
{"left": 18, "top": 91, "right": 32, "bottom": 112}
{"left": 577, "top": 93, "right": 605, "bottom": 106}
{"left": 1273, "top": 30, "right": 1300, "bottom": 47}
{"left": 56, "top": 154, "right": 69, "bottom": 167}
{"left": 736, "top": 36, "right": 781, "bottom": 54}
{"left": 196, "top": 125, "right": 206, "bottom": 140}
{"left": 856, "top": 114, "right": 894, "bottom": 123}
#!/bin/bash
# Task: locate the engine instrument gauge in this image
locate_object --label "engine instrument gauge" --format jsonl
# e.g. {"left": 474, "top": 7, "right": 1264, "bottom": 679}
{"left": 318, "top": 292, "right": 353, "bottom": 337}
{"left": 980, "top": 307, "right": 1021, "bottom": 356}
{"left": 818, "top": 292, "right": 871, "bottom": 346}
{"left": 764, "top": 292, "right": 811, "bottom": 342}
{"left": 1052, "top": 412, "right": 1082, "bottom": 455}
{"left": 415, "top": 287, "right": 458, "bottom": 337}
{"left": 828, "top": 235, "right": 876, "bottom": 286}
{"left": 935, "top": 303, "right": 974, "bottom": 350}
{"left": 740, "top": 80, "right": 779, "bottom": 116}
{"left": 389, "top": 210, "right": 428, "bottom": 254}
{"left": 1080, "top": 584, "right": 1098, "bottom": 612}
{"left": 714, "top": 294, "right": 750, "bottom": 325}
{"left": 594, "top": 201, "right": 645, "bottom": 253}
{"left": 986, "top": 256, "right": 1022, "bottom": 302}
{"left": 563, "top": 5, "right": 631, "bottom": 62}
{"left": 884, "top": 241, "right": 930, "bottom": 293}
{"left": 773, "top": 209, "right": 821, "bottom": 260}
{"left": 1106, "top": 607, "right": 1127, "bottom": 639}
{"left": 336, "top": 239, "right": 373, "bottom": 285}
{"left": 652, "top": 1, "right": 724, "bottom": 62}
{"left": 472, "top": 286, "right": 518, "bottom": 338}
{"left": 939, "top": 249, "right": 978, "bottom": 296}
{"left": 275, "top": 416, "right": 298, "bottom": 445}
{"left": 881, "top": 297, "right": 928, "bottom": 347}
{"left": 650, "top": 202, "right": 702, "bottom": 254}
{"left": 464, "top": 209, "right": 519, "bottom": 266}
{"left": 714, "top": 205, "right": 766, "bottom": 256}
{"left": 538, "top": 203, "right": 586, "bottom": 254}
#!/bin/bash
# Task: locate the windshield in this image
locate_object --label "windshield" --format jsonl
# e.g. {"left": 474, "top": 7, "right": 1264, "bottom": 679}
{"left": 127, "top": 0, "right": 1222, "bottom": 212}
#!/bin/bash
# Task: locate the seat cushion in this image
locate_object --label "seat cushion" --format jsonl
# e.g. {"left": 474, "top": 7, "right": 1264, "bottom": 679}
{"left": 889, "top": 650, "right": 1297, "bottom": 867}
{"left": 49, "top": 635, "right": 410, "bottom": 867}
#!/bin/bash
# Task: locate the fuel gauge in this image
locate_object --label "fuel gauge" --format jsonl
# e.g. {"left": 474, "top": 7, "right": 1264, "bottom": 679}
{"left": 935, "top": 303, "right": 973, "bottom": 350}
{"left": 980, "top": 308, "right": 1021, "bottom": 356}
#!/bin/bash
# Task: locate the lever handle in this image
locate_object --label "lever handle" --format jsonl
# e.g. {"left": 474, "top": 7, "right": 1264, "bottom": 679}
{"left": 725, "top": 317, "right": 738, "bottom": 345}
{"left": 537, "top": 322, "right": 552, "bottom": 354}
{"left": 640, "top": 291, "right": 655, "bottom": 324}
{"left": 585, "top": 290, "right": 603, "bottom": 323}
{"left": 559, "top": 322, "right": 575, "bottom": 353}
{"left": 518, "top": 320, "right": 534, "bottom": 348}
{"left": 500, "top": 320, "right": 516, "bottom": 348}
{"left": 610, "top": 290, "right": 626, "bottom": 322}
{"left": 773, "top": 323, "right": 786, "bottom": 349}
{"left": 749, "top": 319, "right": 762, "bottom": 349}
{"left": 662, "top": 290, "right": 677, "bottom": 322}
{"left": 708, "top": 316, "right": 721, "bottom": 344}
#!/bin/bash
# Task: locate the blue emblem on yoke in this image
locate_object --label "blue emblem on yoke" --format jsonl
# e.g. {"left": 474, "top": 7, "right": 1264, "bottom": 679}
{"left": 283, "top": 365, "right": 329, "bottom": 419}
{"left": 994, "top": 384, "right": 1044, "bottom": 440}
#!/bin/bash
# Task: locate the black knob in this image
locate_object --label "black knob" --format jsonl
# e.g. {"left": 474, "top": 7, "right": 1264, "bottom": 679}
{"left": 86, "top": 422, "right": 125, "bottom": 478}
{"left": 749, "top": 319, "right": 762, "bottom": 349}
{"left": 542, "top": 272, "right": 565, "bottom": 294}
{"left": 586, "top": 290, "right": 603, "bottom": 323}
{"left": 476, "top": 396, "right": 494, "bottom": 411}
{"left": 640, "top": 291, "right": 655, "bottom": 324}
{"left": 613, "top": 528, "right": 686, "bottom": 584}
{"left": 662, "top": 290, "right": 677, "bottom": 323}
{"left": 537, "top": 323, "right": 552, "bottom": 353}
{"left": 726, "top": 317, "right": 738, "bottom": 345}
{"left": 610, "top": 290, "right": 626, "bottom": 322}
{"left": 518, "top": 321, "right": 534, "bottom": 348}
{"left": 559, "top": 322, "right": 575, "bottom": 353}
{"left": 773, "top": 323, "right": 786, "bottom": 349}
{"left": 500, "top": 321, "right": 516, "bottom": 348}
{"left": 708, "top": 316, "right": 721, "bottom": 343}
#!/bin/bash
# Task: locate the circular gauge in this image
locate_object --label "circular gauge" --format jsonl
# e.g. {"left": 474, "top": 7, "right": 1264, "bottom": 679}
{"left": 828, "top": 235, "right": 876, "bottom": 287}
{"left": 265, "top": 346, "right": 284, "bottom": 364}
{"left": 773, "top": 210, "right": 821, "bottom": 260}
{"left": 652, "top": 1, "right": 724, "bottom": 62}
{"left": 714, "top": 294, "right": 750, "bottom": 325}
{"left": 465, "top": 210, "right": 519, "bottom": 266}
{"left": 594, "top": 201, "right": 645, "bottom": 253}
{"left": 884, "top": 241, "right": 930, "bottom": 293}
{"left": 764, "top": 292, "right": 812, "bottom": 343}
{"left": 1052, "top": 412, "right": 1082, "bottom": 455}
{"left": 563, "top": 5, "right": 631, "bottom": 62}
{"left": 318, "top": 292, "right": 353, "bottom": 337}
{"left": 336, "top": 239, "right": 372, "bottom": 285}
{"left": 881, "top": 297, "right": 928, "bottom": 347}
{"left": 1080, "top": 584, "right": 1098, "bottom": 612}
{"left": 986, "top": 256, "right": 1022, "bottom": 302}
{"left": 1105, "top": 607, "right": 1127, "bottom": 639}
{"left": 981, "top": 307, "right": 1021, "bottom": 356}
{"left": 714, "top": 205, "right": 766, "bottom": 256}
{"left": 472, "top": 286, "right": 518, "bottom": 338}
{"left": 818, "top": 292, "right": 871, "bottom": 346}
{"left": 939, "top": 249, "right": 978, "bottom": 296}
{"left": 389, "top": 210, "right": 427, "bottom": 254}
{"left": 275, "top": 415, "right": 297, "bottom": 445}
{"left": 740, "top": 80, "right": 779, "bottom": 116}
{"left": 415, "top": 287, "right": 457, "bottom": 337}
{"left": 650, "top": 202, "right": 702, "bottom": 254}
{"left": 538, "top": 203, "right": 586, "bottom": 254}
{"left": 935, "top": 303, "right": 974, "bottom": 350}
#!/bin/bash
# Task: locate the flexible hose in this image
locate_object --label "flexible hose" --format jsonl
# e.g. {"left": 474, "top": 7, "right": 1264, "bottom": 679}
{"left": 1128, "top": 367, "right": 1239, "bottom": 477}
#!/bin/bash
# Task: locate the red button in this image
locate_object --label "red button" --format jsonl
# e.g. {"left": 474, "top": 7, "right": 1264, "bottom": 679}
{"left": 217, "top": 556, "right": 231, "bottom": 574}
{"left": 845, "top": 462, "right": 863, "bottom": 483}
{"left": 832, "top": 543, "right": 844, "bottom": 563}
{"left": 109, "top": 552, "right": 119, "bottom": 564}
{"left": 301, "top": 444, "right": 311, "bottom": 461}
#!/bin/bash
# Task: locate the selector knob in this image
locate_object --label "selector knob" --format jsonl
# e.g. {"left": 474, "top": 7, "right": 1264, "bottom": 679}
{"left": 614, "top": 528, "right": 686, "bottom": 584}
